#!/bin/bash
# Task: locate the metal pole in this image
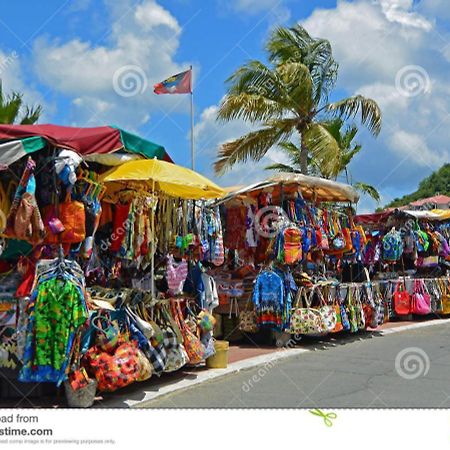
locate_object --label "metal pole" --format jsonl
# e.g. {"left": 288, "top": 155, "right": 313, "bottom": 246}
{"left": 151, "top": 176, "right": 156, "bottom": 300}
{"left": 190, "top": 65, "right": 194, "bottom": 171}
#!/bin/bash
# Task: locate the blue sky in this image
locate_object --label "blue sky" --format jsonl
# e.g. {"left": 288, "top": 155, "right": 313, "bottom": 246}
{"left": 0, "top": 0, "right": 449, "bottom": 212}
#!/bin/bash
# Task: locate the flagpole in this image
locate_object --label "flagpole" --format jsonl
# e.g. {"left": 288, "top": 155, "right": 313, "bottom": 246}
{"left": 190, "top": 65, "right": 195, "bottom": 171}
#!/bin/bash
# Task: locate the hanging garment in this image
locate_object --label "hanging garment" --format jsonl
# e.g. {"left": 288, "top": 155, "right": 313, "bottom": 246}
{"left": 110, "top": 203, "right": 131, "bottom": 252}
{"left": 19, "top": 271, "right": 88, "bottom": 385}
{"left": 167, "top": 256, "right": 188, "bottom": 296}
{"left": 201, "top": 273, "right": 219, "bottom": 312}
{"left": 224, "top": 207, "right": 246, "bottom": 250}
{"left": 252, "top": 270, "right": 284, "bottom": 329}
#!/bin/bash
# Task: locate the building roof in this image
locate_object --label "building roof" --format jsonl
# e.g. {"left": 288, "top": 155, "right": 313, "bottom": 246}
{"left": 409, "top": 194, "right": 450, "bottom": 207}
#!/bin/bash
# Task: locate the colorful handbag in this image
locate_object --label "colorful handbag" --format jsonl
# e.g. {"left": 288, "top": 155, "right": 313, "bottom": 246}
{"left": 337, "top": 288, "right": 351, "bottom": 331}
{"left": 393, "top": 282, "right": 411, "bottom": 315}
{"left": 411, "top": 280, "right": 431, "bottom": 315}
{"left": 438, "top": 279, "right": 450, "bottom": 314}
{"left": 289, "top": 288, "right": 328, "bottom": 335}
{"left": 283, "top": 227, "right": 302, "bottom": 264}
{"left": 172, "top": 301, "right": 205, "bottom": 365}
{"left": 91, "top": 313, "right": 120, "bottom": 353}
{"left": 136, "top": 348, "right": 153, "bottom": 381}
{"left": 345, "top": 287, "right": 359, "bottom": 333}
{"left": 427, "top": 280, "right": 442, "bottom": 313}
{"left": 239, "top": 297, "right": 259, "bottom": 333}
{"left": 314, "top": 287, "right": 337, "bottom": 332}
{"left": 83, "top": 339, "right": 141, "bottom": 392}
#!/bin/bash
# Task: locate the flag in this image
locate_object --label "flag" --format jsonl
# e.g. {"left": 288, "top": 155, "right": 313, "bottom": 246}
{"left": 153, "top": 69, "right": 192, "bottom": 95}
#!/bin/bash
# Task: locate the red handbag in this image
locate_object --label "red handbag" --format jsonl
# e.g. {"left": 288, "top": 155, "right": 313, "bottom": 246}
{"left": 393, "top": 282, "right": 411, "bottom": 315}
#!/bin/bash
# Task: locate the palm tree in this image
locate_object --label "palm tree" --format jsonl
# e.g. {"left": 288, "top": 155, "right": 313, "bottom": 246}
{"left": 0, "top": 82, "right": 42, "bottom": 124}
{"left": 265, "top": 118, "right": 381, "bottom": 202}
{"left": 214, "top": 25, "right": 381, "bottom": 177}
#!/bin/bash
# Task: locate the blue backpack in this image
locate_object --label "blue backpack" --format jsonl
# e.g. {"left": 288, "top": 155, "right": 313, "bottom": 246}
{"left": 382, "top": 228, "right": 403, "bottom": 261}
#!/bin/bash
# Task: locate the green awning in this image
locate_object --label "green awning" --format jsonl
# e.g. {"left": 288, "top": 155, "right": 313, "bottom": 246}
{"left": 111, "top": 126, "right": 172, "bottom": 162}
{"left": 0, "top": 136, "right": 46, "bottom": 167}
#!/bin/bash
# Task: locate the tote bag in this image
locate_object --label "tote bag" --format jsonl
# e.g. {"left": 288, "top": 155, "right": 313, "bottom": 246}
{"left": 411, "top": 280, "right": 431, "bottom": 315}
{"left": 393, "top": 282, "right": 411, "bottom": 315}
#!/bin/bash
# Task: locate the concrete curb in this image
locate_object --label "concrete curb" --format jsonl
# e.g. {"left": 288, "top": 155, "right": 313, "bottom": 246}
{"left": 129, "top": 348, "right": 310, "bottom": 408}
{"left": 379, "top": 317, "right": 450, "bottom": 335}
{"left": 128, "top": 318, "right": 450, "bottom": 408}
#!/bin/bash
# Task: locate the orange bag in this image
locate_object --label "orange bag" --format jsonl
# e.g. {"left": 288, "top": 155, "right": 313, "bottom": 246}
{"left": 43, "top": 201, "right": 86, "bottom": 244}
{"left": 283, "top": 227, "right": 302, "bottom": 264}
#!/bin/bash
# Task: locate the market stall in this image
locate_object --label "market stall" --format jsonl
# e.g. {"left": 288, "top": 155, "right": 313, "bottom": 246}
{"left": 208, "top": 176, "right": 450, "bottom": 344}
{"left": 0, "top": 125, "right": 228, "bottom": 406}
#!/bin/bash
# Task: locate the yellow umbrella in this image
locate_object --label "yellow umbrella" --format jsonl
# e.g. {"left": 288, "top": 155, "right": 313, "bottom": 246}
{"left": 100, "top": 158, "right": 225, "bottom": 200}
{"left": 100, "top": 158, "right": 224, "bottom": 300}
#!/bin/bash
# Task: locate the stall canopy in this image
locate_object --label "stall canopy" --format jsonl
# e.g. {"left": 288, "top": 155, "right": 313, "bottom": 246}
{"left": 218, "top": 173, "right": 360, "bottom": 204}
{"left": 0, "top": 124, "right": 172, "bottom": 165}
{"left": 100, "top": 158, "right": 226, "bottom": 200}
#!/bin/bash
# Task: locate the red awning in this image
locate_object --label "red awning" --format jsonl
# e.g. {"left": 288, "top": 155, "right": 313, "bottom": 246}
{"left": 0, "top": 124, "right": 123, "bottom": 155}
{"left": 354, "top": 211, "right": 392, "bottom": 225}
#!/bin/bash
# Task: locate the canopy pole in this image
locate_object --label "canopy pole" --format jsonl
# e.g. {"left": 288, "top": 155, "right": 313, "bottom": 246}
{"left": 190, "top": 65, "right": 195, "bottom": 171}
{"left": 151, "top": 176, "right": 156, "bottom": 300}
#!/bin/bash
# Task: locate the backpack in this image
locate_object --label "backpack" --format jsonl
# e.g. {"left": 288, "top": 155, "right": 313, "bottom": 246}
{"left": 382, "top": 228, "right": 403, "bottom": 262}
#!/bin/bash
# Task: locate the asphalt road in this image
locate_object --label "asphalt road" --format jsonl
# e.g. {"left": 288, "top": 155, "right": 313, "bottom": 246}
{"left": 142, "top": 324, "right": 450, "bottom": 408}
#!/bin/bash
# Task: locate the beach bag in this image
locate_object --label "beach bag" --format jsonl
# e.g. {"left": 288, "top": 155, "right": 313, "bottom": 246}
{"left": 415, "top": 229, "right": 430, "bottom": 253}
{"left": 345, "top": 288, "right": 359, "bottom": 333}
{"left": 83, "top": 340, "right": 141, "bottom": 392}
{"left": 91, "top": 313, "right": 120, "bottom": 353}
{"left": 289, "top": 288, "right": 328, "bottom": 335}
{"left": 283, "top": 227, "right": 302, "bottom": 264}
{"left": 172, "top": 301, "right": 205, "bottom": 364}
{"left": 382, "top": 228, "right": 403, "bottom": 262}
{"left": 411, "top": 280, "right": 431, "bottom": 315}
{"left": 317, "top": 226, "right": 329, "bottom": 250}
{"left": 393, "top": 282, "right": 411, "bottom": 315}
{"left": 136, "top": 349, "right": 152, "bottom": 381}
{"left": 427, "top": 280, "right": 442, "bottom": 313}
{"left": 439, "top": 279, "right": 450, "bottom": 314}
{"left": 314, "top": 287, "right": 337, "bottom": 332}
{"left": 239, "top": 309, "right": 259, "bottom": 333}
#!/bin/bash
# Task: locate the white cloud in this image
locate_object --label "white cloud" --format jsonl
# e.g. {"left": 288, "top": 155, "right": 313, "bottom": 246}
{"left": 379, "top": 0, "right": 433, "bottom": 30}
{"left": 0, "top": 50, "right": 51, "bottom": 121}
{"left": 300, "top": 0, "right": 450, "bottom": 207}
{"left": 33, "top": 0, "right": 192, "bottom": 129}
{"left": 389, "top": 130, "right": 448, "bottom": 167}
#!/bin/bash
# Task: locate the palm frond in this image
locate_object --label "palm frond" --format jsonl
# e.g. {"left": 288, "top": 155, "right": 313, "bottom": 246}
{"left": 0, "top": 92, "right": 22, "bottom": 124}
{"left": 303, "top": 122, "right": 340, "bottom": 179}
{"left": 225, "top": 60, "right": 286, "bottom": 102}
{"left": 353, "top": 182, "right": 381, "bottom": 202}
{"left": 327, "top": 95, "right": 382, "bottom": 136}
{"left": 266, "top": 25, "right": 338, "bottom": 103}
{"left": 264, "top": 162, "right": 299, "bottom": 173}
{"left": 20, "top": 105, "right": 42, "bottom": 125}
{"left": 339, "top": 144, "right": 362, "bottom": 169}
{"left": 214, "top": 118, "right": 296, "bottom": 174}
{"left": 217, "top": 93, "right": 284, "bottom": 123}
{"left": 275, "top": 62, "right": 313, "bottom": 114}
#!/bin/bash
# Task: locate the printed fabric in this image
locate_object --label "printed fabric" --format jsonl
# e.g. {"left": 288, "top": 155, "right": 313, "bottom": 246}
{"left": 252, "top": 271, "right": 284, "bottom": 329}
{"left": 19, "top": 278, "right": 88, "bottom": 385}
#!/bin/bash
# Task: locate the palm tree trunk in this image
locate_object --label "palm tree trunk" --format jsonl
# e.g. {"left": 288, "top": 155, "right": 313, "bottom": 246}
{"left": 300, "top": 134, "right": 308, "bottom": 174}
